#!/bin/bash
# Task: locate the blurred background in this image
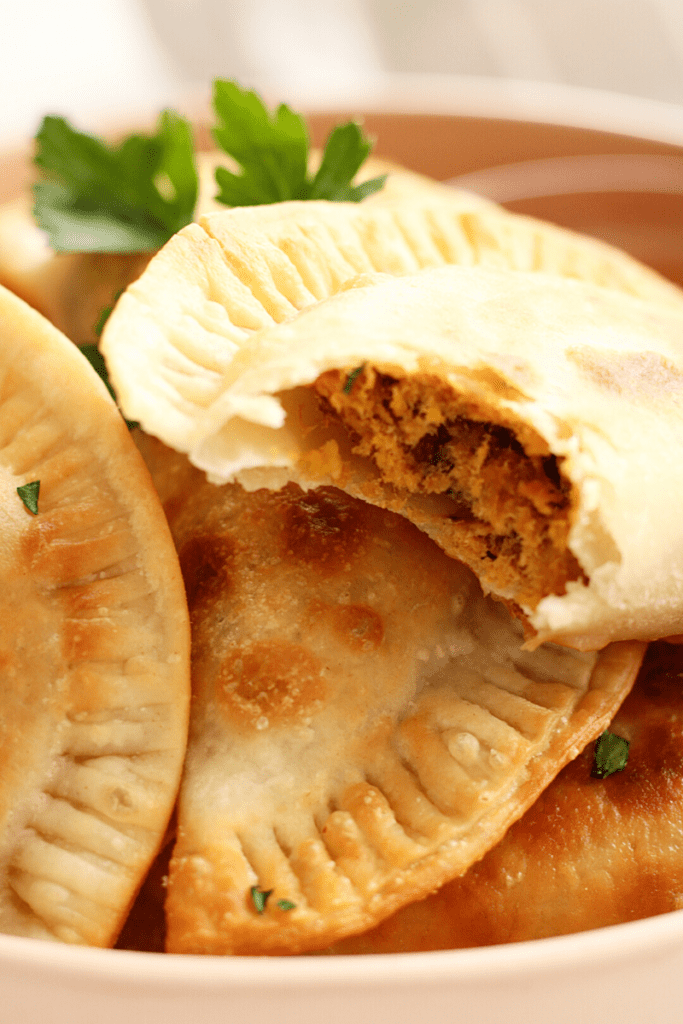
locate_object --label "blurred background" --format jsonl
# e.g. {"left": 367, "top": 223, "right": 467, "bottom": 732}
{"left": 2, "top": 0, "right": 683, "bottom": 146}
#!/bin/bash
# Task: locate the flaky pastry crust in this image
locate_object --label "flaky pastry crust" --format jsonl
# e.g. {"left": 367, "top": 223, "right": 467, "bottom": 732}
{"left": 0, "top": 286, "right": 190, "bottom": 946}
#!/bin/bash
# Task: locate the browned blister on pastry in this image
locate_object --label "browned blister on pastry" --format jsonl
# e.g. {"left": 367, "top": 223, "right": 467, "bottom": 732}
{"left": 136, "top": 438, "right": 643, "bottom": 955}
{"left": 0, "top": 286, "right": 190, "bottom": 946}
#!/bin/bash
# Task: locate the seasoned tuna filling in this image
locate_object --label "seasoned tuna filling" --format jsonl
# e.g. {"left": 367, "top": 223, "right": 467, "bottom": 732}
{"left": 314, "top": 366, "right": 582, "bottom": 611}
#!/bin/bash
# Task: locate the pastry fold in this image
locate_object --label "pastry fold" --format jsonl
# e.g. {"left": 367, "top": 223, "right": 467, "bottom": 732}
{"left": 102, "top": 192, "right": 683, "bottom": 458}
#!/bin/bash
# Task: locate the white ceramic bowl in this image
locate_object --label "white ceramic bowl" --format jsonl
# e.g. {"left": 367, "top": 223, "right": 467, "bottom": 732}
{"left": 4, "top": 73, "right": 683, "bottom": 1024}
{"left": 4, "top": 911, "right": 683, "bottom": 1024}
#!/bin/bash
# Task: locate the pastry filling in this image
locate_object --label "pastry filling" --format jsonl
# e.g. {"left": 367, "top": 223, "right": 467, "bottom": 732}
{"left": 313, "top": 366, "right": 582, "bottom": 612}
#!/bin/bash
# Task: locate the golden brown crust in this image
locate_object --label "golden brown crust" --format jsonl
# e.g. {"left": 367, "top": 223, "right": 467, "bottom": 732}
{"left": 0, "top": 286, "right": 190, "bottom": 946}
{"left": 135, "top": 437, "right": 644, "bottom": 955}
{"left": 329, "top": 641, "right": 683, "bottom": 952}
{"left": 101, "top": 192, "right": 683, "bottom": 648}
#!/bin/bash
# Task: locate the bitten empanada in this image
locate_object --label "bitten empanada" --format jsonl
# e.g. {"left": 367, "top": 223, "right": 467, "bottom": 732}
{"left": 112, "top": 262, "right": 683, "bottom": 649}
{"left": 101, "top": 193, "right": 683, "bottom": 646}
{"left": 101, "top": 191, "right": 683, "bottom": 460}
{"left": 0, "top": 285, "right": 190, "bottom": 946}
{"left": 137, "top": 437, "right": 643, "bottom": 955}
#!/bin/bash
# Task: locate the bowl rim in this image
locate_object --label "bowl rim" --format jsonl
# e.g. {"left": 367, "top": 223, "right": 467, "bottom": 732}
{"left": 7, "top": 73, "right": 683, "bottom": 191}
{"left": 2, "top": 907, "right": 683, "bottom": 987}
{"left": 295, "top": 71, "right": 683, "bottom": 148}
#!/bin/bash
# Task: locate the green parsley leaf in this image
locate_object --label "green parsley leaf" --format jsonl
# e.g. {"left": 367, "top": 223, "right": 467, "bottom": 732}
{"left": 93, "top": 289, "right": 125, "bottom": 339}
{"left": 276, "top": 899, "right": 297, "bottom": 911}
{"left": 343, "top": 364, "right": 365, "bottom": 394}
{"left": 250, "top": 885, "right": 273, "bottom": 914}
{"left": 32, "top": 82, "right": 384, "bottom": 259}
{"left": 33, "top": 111, "right": 198, "bottom": 253}
{"left": 80, "top": 343, "right": 117, "bottom": 402}
{"left": 93, "top": 304, "right": 114, "bottom": 340}
{"left": 17, "top": 481, "right": 40, "bottom": 515}
{"left": 308, "top": 122, "right": 386, "bottom": 202}
{"left": 80, "top": 343, "right": 138, "bottom": 430}
{"left": 592, "top": 730, "right": 630, "bottom": 779}
{"left": 212, "top": 80, "right": 309, "bottom": 205}
{"left": 212, "top": 79, "right": 385, "bottom": 207}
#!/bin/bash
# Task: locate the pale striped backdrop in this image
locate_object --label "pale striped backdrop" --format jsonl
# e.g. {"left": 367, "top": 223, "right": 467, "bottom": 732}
{"left": 3, "top": 0, "right": 683, "bottom": 144}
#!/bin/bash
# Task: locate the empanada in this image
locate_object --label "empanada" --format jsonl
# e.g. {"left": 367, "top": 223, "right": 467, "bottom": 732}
{"left": 101, "top": 191, "right": 683, "bottom": 459}
{"left": 105, "top": 259, "right": 683, "bottom": 649}
{"left": 137, "top": 436, "right": 643, "bottom": 955}
{"left": 329, "top": 641, "right": 683, "bottom": 952}
{"left": 0, "top": 285, "right": 190, "bottom": 946}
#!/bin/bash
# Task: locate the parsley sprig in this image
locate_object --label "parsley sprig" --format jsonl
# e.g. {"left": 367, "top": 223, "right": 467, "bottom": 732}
{"left": 32, "top": 80, "right": 386, "bottom": 256}
{"left": 33, "top": 110, "right": 198, "bottom": 253}
{"left": 80, "top": 341, "right": 138, "bottom": 430}
{"left": 212, "top": 80, "right": 386, "bottom": 206}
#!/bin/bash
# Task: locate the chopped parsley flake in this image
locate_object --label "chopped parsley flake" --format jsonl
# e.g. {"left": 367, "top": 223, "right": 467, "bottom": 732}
{"left": 250, "top": 885, "right": 273, "bottom": 914}
{"left": 17, "top": 480, "right": 40, "bottom": 515}
{"left": 343, "top": 364, "right": 365, "bottom": 394}
{"left": 592, "top": 729, "right": 630, "bottom": 779}
{"left": 276, "top": 899, "right": 297, "bottom": 911}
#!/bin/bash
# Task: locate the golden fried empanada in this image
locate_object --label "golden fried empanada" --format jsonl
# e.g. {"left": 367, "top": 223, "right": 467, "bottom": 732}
{"left": 108, "top": 262, "right": 683, "bottom": 649}
{"left": 0, "top": 285, "right": 190, "bottom": 946}
{"left": 136, "top": 437, "right": 643, "bottom": 955}
{"left": 329, "top": 641, "right": 683, "bottom": 952}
